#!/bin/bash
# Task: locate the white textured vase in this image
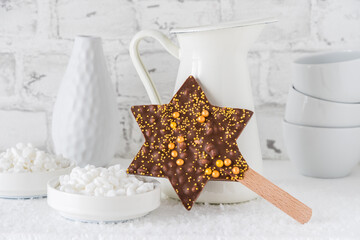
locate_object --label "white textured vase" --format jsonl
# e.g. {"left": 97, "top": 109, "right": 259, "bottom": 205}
{"left": 52, "top": 36, "right": 120, "bottom": 167}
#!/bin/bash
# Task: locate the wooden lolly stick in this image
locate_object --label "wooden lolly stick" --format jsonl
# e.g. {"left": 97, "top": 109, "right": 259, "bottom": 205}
{"left": 234, "top": 168, "right": 312, "bottom": 224}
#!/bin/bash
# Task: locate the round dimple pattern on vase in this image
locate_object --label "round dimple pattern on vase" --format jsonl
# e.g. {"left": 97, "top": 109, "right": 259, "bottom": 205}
{"left": 52, "top": 37, "right": 119, "bottom": 167}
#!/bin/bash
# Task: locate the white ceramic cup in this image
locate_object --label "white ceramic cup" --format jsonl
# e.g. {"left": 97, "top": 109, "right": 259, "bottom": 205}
{"left": 285, "top": 86, "right": 360, "bottom": 127}
{"left": 293, "top": 50, "right": 360, "bottom": 103}
{"left": 282, "top": 120, "right": 360, "bottom": 178}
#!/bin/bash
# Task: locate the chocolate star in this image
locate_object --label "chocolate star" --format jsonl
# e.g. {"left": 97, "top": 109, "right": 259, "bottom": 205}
{"left": 127, "top": 76, "right": 253, "bottom": 210}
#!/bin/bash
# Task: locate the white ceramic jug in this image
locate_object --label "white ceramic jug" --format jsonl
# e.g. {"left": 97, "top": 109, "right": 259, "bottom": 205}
{"left": 130, "top": 18, "right": 276, "bottom": 203}
{"left": 52, "top": 36, "right": 120, "bottom": 167}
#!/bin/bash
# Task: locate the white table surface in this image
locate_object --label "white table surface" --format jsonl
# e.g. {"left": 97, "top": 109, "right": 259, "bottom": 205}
{"left": 0, "top": 160, "right": 359, "bottom": 240}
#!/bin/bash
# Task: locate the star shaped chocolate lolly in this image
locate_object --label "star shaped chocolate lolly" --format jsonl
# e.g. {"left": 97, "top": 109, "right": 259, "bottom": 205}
{"left": 128, "top": 76, "right": 312, "bottom": 224}
{"left": 127, "top": 76, "right": 253, "bottom": 210}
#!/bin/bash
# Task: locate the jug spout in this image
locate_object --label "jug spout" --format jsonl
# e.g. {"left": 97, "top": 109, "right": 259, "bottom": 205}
{"left": 172, "top": 17, "right": 277, "bottom": 55}
{"left": 171, "top": 17, "right": 277, "bottom": 34}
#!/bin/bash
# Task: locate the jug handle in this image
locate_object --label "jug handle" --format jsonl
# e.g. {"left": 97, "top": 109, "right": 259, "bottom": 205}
{"left": 129, "top": 30, "right": 180, "bottom": 105}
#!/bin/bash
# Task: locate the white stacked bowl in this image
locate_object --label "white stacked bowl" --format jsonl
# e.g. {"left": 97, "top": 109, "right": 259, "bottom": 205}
{"left": 283, "top": 50, "right": 360, "bottom": 178}
{"left": 293, "top": 50, "right": 360, "bottom": 103}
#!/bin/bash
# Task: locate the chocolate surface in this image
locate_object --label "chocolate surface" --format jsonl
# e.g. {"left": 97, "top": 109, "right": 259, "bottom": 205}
{"left": 127, "top": 76, "right": 253, "bottom": 210}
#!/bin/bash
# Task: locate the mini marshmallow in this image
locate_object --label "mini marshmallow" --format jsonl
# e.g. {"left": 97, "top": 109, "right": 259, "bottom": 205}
{"left": 57, "top": 164, "right": 154, "bottom": 197}
{"left": 0, "top": 143, "right": 72, "bottom": 173}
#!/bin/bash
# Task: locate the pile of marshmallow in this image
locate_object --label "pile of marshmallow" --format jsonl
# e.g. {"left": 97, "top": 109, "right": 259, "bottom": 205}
{"left": 58, "top": 164, "right": 154, "bottom": 197}
{"left": 0, "top": 143, "right": 72, "bottom": 173}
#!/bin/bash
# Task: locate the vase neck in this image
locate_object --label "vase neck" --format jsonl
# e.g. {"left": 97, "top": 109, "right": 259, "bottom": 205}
{"left": 73, "top": 36, "right": 103, "bottom": 53}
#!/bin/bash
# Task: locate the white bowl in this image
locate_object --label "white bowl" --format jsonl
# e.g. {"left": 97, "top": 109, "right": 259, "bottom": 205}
{"left": 285, "top": 86, "right": 360, "bottom": 127}
{"left": 293, "top": 50, "right": 360, "bottom": 103}
{"left": 0, "top": 167, "right": 73, "bottom": 198}
{"left": 283, "top": 120, "right": 360, "bottom": 178}
{"left": 47, "top": 178, "right": 161, "bottom": 222}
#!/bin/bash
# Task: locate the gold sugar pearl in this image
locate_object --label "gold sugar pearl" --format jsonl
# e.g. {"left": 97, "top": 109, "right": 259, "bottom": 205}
{"left": 177, "top": 136, "right": 185, "bottom": 143}
{"left": 205, "top": 168, "right": 212, "bottom": 175}
{"left": 202, "top": 110, "right": 209, "bottom": 117}
{"left": 216, "top": 160, "right": 224, "bottom": 168}
{"left": 224, "top": 158, "right": 232, "bottom": 166}
{"left": 232, "top": 166, "right": 240, "bottom": 175}
{"left": 212, "top": 170, "right": 220, "bottom": 178}
{"left": 197, "top": 116, "right": 205, "bottom": 123}
{"left": 172, "top": 112, "right": 180, "bottom": 118}
{"left": 170, "top": 122, "right": 177, "bottom": 129}
{"left": 171, "top": 150, "right": 178, "bottom": 158}
{"left": 176, "top": 159, "right": 184, "bottom": 166}
{"left": 168, "top": 142, "right": 175, "bottom": 150}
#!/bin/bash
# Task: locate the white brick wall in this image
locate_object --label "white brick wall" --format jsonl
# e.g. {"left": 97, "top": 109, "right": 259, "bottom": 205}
{"left": 57, "top": 0, "right": 137, "bottom": 40}
{"left": 1, "top": 0, "right": 360, "bottom": 160}
{"left": 22, "top": 53, "right": 68, "bottom": 102}
{"left": 0, "top": 0, "right": 37, "bottom": 37}
{"left": 0, "top": 53, "right": 15, "bottom": 97}
{"left": 0, "top": 110, "right": 47, "bottom": 149}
